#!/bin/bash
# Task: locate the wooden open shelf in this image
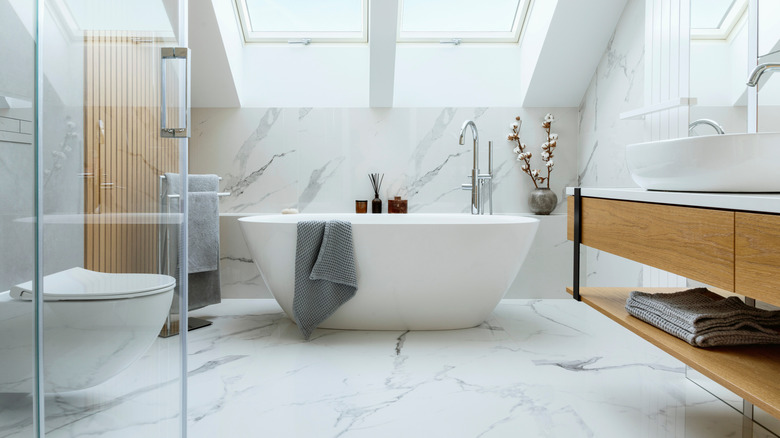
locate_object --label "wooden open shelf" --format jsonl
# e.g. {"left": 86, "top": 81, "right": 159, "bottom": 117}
{"left": 567, "top": 286, "right": 780, "bottom": 419}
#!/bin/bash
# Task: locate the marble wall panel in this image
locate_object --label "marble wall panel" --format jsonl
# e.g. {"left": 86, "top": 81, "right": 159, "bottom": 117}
{"left": 577, "top": 0, "right": 647, "bottom": 288}
{"left": 191, "top": 107, "right": 579, "bottom": 299}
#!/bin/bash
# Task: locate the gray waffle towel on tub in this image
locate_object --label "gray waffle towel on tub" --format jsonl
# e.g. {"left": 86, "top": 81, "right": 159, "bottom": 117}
{"left": 625, "top": 288, "right": 780, "bottom": 347}
{"left": 293, "top": 220, "right": 357, "bottom": 340}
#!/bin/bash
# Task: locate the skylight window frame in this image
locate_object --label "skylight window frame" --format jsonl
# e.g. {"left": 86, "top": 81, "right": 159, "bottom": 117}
{"left": 234, "top": 0, "right": 369, "bottom": 44}
{"left": 396, "top": 0, "right": 531, "bottom": 44}
{"left": 690, "top": 0, "right": 747, "bottom": 40}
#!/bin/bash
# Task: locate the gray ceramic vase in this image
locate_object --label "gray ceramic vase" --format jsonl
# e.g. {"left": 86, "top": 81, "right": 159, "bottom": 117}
{"left": 528, "top": 187, "right": 557, "bottom": 215}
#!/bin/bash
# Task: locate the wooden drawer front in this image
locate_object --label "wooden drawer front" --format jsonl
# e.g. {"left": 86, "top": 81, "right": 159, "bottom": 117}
{"left": 568, "top": 197, "right": 734, "bottom": 290}
{"left": 736, "top": 212, "right": 780, "bottom": 307}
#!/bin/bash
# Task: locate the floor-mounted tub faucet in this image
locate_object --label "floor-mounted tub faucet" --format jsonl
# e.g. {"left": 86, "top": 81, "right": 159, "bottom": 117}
{"left": 458, "top": 120, "right": 493, "bottom": 215}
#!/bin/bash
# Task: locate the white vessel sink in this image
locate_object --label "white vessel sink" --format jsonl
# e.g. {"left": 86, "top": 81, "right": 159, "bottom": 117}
{"left": 626, "top": 133, "right": 780, "bottom": 192}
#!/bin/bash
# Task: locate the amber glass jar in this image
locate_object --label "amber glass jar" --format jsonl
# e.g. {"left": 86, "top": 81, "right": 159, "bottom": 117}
{"left": 355, "top": 200, "right": 368, "bottom": 213}
{"left": 388, "top": 196, "right": 407, "bottom": 214}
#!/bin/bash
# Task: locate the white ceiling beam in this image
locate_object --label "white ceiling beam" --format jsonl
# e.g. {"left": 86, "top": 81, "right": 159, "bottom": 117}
{"left": 189, "top": 0, "right": 241, "bottom": 108}
{"left": 368, "top": 0, "right": 399, "bottom": 107}
{"left": 520, "top": 0, "right": 628, "bottom": 106}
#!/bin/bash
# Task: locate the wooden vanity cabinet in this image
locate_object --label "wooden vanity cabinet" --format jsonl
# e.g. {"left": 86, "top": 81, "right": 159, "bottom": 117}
{"left": 735, "top": 212, "right": 780, "bottom": 308}
{"left": 567, "top": 195, "right": 780, "bottom": 420}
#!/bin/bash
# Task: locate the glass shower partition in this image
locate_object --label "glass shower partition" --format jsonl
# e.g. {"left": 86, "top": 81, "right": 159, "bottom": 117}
{"left": 0, "top": 0, "right": 37, "bottom": 435}
{"left": 0, "top": 0, "right": 189, "bottom": 436}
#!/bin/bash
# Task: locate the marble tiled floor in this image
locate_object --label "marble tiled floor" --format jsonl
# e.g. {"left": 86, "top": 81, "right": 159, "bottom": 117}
{"left": 2, "top": 299, "right": 778, "bottom": 437}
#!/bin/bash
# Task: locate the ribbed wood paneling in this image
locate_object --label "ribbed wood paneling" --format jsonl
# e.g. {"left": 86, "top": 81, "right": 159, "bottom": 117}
{"left": 83, "top": 31, "right": 180, "bottom": 274}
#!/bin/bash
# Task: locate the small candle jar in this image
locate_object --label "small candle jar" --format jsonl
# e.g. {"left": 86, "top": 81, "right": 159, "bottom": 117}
{"left": 355, "top": 200, "right": 368, "bottom": 214}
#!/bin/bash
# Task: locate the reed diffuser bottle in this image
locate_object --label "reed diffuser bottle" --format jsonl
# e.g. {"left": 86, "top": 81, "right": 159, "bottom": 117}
{"left": 369, "top": 173, "right": 384, "bottom": 213}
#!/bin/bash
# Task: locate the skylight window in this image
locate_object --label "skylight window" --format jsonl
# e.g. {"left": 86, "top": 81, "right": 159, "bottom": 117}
{"left": 690, "top": 0, "right": 747, "bottom": 40}
{"left": 235, "top": 0, "right": 367, "bottom": 43}
{"left": 397, "top": 0, "right": 530, "bottom": 43}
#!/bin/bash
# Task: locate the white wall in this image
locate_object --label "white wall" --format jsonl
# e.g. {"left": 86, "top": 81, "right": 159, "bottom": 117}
{"left": 239, "top": 46, "right": 370, "bottom": 107}
{"left": 393, "top": 45, "right": 524, "bottom": 107}
{"left": 758, "top": 0, "right": 780, "bottom": 56}
{"left": 190, "top": 106, "right": 578, "bottom": 299}
{"left": 690, "top": 18, "right": 748, "bottom": 109}
{"left": 232, "top": 43, "right": 533, "bottom": 108}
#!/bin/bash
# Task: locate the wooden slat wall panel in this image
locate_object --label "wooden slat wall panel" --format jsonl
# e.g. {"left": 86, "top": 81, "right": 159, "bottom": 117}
{"left": 567, "top": 196, "right": 735, "bottom": 291}
{"left": 735, "top": 212, "right": 780, "bottom": 307}
{"left": 83, "top": 31, "right": 179, "bottom": 274}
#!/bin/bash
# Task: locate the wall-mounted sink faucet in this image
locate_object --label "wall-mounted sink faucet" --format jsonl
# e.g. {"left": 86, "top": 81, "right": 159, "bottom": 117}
{"left": 746, "top": 63, "right": 780, "bottom": 87}
{"left": 458, "top": 120, "right": 493, "bottom": 215}
{"left": 688, "top": 119, "right": 725, "bottom": 135}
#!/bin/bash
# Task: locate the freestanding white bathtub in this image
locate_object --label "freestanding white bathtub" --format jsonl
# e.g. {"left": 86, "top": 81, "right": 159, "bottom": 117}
{"left": 239, "top": 213, "right": 539, "bottom": 330}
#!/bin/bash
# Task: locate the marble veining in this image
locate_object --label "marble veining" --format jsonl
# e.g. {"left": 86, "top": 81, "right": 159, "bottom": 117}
{"left": 223, "top": 150, "right": 296, "bottom": 198}
{"left": 533, "top": 356, "right": 685, "bottom": 374}
{"left": 408, "top": 186, "right": 462, "bottom": 213}
{"left": 297, "top": 156, "right": 345, "bottom": 212}
{"left": 221, "top": 255, "right": 253, "bottom": 264}
{"left": 603, "top": 33, "right": 642, "bottom": 102}
{"left": 394, "top": 330, "right": 409, "bottom": 356}
{"left": 228, "top": 108, "right": 283, "bottom": 183}
{"left": 3, "top": 299, "right": 776, "bottom": 437}
{"left": 578, "top": 140, "right": 599, "bottom": 185}
{"left": 298, "top": 107, "right": 313, "bottom": 121}
{"left": 229, "top": 181, "right": 298, "bottom": 212}
{"left": 412, "top": 108, "right": 456, "bottom": 174}
{"left": 401, "top": 149, "right": 468, "bottom": 199}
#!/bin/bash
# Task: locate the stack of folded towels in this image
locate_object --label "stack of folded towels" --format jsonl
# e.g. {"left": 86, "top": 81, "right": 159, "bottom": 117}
{"left": 626, "top": 288, "right": 780, "bottom": 347}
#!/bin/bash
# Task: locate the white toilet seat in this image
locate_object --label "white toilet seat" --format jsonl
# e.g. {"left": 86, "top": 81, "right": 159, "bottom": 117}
{"left": 10, "top": 267, "right": 176, "bottom": 301}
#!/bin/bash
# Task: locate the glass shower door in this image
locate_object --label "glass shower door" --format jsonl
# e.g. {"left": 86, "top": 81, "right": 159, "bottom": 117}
{"left": 38, "top": 0, "right": 188, "bottom": 436}
{"left": 0, "top": 0, "right": 37, "bottom": 435}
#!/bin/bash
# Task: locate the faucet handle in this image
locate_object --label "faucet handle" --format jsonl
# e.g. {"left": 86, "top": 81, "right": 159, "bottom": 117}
{"left": 488, "top": 141, "right": 493, "bottom": 175}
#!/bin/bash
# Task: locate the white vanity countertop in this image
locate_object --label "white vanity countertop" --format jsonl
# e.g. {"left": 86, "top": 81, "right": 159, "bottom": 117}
{"left": 565, "top": 187, "right": 780, "bottom": 214}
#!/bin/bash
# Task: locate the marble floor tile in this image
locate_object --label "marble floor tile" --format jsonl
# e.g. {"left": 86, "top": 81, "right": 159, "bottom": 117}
{"left": 1, "top": 299, "right": 776, "bottom": 437}
{"left": 185, "top": 299, "right": 777, "bottom": 438}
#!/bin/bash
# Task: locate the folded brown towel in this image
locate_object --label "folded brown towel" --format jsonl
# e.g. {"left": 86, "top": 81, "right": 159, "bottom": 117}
{"left": 626, "top": 288, "right": 780, "bottom": 347}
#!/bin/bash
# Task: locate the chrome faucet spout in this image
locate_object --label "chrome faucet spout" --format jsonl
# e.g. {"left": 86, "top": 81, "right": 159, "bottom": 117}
{"left": 747, "top": 63, "right": 780, "bottom": 87}
{"left": 459, "top": 120, "right": 479, "bottom": 170}
{"left": 459, "top": 120, "right": 480, "bottom": 214}
{"left": 458, "top": 120, "right": 492, "bottom": 215}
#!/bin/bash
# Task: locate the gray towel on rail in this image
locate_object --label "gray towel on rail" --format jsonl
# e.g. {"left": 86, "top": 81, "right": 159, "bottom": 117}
{"left": 188, "top": 174, "right": 220, "bottom": 193}
{"left": 164, "top": 173, "right": 220, "bottom": 194}
{"left": 626, "top": 288, "right": 780, "bottom": 347}
{"left": 293, "top": 220, "right": 357, "bottom": 340}
{"left": 188, "top": 192, "right": 219, "bottom": 273}
{"left": 163, "top": 173, "right": 222, "bottom": 312}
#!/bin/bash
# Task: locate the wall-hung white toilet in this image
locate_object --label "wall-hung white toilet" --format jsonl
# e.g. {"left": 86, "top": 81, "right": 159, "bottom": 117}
{"left": 0, "top": 267, "right": 175, "bottom": 393}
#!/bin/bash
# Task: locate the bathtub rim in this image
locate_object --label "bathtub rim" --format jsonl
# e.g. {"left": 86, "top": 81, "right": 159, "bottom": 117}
{"left": 238, "top": 212, "right": 541, "bottom": 226}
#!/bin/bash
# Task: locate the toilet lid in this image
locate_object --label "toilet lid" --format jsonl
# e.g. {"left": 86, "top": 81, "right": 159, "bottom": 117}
{"left": 10, "top": 267, "right": 176, "bottom": 301}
